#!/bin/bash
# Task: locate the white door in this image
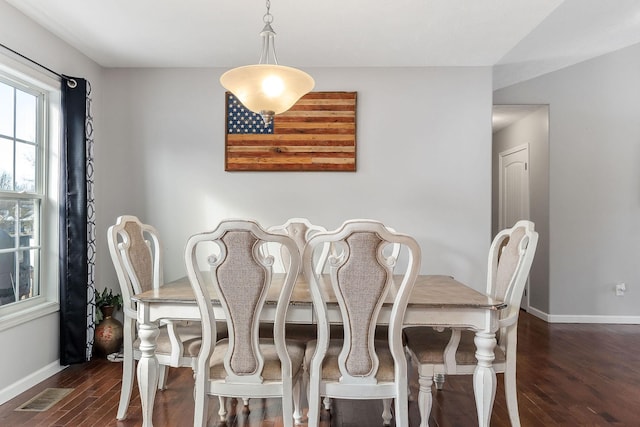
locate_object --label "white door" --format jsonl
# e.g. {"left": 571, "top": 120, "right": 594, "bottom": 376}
{"left": 498, "top": 144, "right": 530, "bottom": 309}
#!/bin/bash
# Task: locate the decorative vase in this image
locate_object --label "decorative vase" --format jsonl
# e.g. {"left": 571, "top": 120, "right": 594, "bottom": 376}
{"left": 94, "top": 305, "right": 124, "bottom": 356}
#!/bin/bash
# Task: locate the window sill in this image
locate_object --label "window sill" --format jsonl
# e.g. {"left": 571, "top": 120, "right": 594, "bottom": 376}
{"left": 0, "top": 301, "right": 59, "bottom": 332}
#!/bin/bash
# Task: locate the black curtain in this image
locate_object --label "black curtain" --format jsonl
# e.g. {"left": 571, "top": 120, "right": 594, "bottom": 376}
{"left": 59, "top": 77, "right": 88, "bottom": 365}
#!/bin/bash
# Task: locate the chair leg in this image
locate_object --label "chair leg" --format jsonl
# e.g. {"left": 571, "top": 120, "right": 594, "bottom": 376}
{"left": 382, "top": 399, "right": 392, "bottom": 425}
{"left": 193, "top": 375, "right": 208, "bottom": 427}
{"left": 157, "top": 364, "right": 169, "bottom": 390}
{"left": 282, "top": 391, "right": 295, "bottom": 427}
{"left": 405, "top": 347, "right": 414, "bottom": 400}
{"left": 394, "top": 394, "right": 410, "bottom": 427}
{"left": 323, "top": 396, "right": 331, "bottom": 411}
{"left": 417, "top": 374, "right": 434, "bottom": 427}
{"left": 434, "top": 373, "right": 446, "bottom": 391}
{"left": 116, "top": 344, "right": 134, "bottom": 420}
{"left": 218, "top": 396, "right": 227, "bottom": 422}
{"left": 504, "top": 359, "right": 521, "bottom": 427}
{"left": 293, "top": 377, "right": 304, "bottom": 424}
{"left": 306, "top": 376, "right": 321, "bottom": 427}
{"left": 296, "top": 362, "right": 309, "bottom": 424}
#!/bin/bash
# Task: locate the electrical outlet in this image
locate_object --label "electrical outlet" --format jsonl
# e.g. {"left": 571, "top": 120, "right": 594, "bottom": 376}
{"left": 615, "top": 283, "right": 626, "bottom": 296}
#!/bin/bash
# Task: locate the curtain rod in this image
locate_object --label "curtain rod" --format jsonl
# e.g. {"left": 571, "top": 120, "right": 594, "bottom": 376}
{"left": 0, "top": 42, "right": 77, "bottom": 88}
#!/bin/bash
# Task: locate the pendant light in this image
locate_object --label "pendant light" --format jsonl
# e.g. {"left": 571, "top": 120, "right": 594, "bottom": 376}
{"left": 220, "top": 0, "right": 314, "bottom": 126}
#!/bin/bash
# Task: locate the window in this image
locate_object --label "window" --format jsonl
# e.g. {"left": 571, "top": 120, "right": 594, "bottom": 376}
{"left": 0, "top": 78, "right": 42, "bottom": 306}
{"left": 0, "top": 54, "right": 60, "bottom": 324}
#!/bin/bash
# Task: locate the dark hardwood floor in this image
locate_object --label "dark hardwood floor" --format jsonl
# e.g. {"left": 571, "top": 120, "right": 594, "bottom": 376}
{"left": 2, "top": 311, "right": 639, "bottom": 426}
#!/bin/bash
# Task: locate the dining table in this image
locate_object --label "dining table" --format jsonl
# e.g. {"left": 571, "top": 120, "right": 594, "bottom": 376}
{"left": 132, "top": 273, "right": 506, "bottom": 427}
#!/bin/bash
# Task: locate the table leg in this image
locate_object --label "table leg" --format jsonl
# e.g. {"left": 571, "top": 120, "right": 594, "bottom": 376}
{"left": 137, "top": 321, "right": 160, "bottom": 427}
{"left": 473, "top": 331, "right": 497, "bottom": 427}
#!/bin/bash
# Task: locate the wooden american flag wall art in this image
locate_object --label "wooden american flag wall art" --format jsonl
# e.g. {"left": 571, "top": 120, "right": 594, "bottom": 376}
{"left": 225, "top": 91, "right": 357, "bottom": 171}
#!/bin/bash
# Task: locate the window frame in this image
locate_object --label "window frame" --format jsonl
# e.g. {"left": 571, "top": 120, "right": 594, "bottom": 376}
{"left": 0, "top": 52, "right": 61, "bottom": 330}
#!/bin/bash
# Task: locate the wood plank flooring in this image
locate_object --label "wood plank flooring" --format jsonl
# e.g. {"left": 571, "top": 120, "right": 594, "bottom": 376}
{"left": 1, "top": 311, "right": 639, "bottom": 426}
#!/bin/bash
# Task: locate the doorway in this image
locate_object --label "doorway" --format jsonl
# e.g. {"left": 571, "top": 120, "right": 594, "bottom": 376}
{"left": 498, "top": 144, "right": 531, "bottom": 310}
{"left": 492, "top": 105, "right": 549, "bottom": 314}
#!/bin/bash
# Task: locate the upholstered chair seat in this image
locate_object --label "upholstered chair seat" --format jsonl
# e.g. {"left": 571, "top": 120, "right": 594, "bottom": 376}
{"left": 209, "top": 338, "right": 305, "bottom": 381}
{"left": 305, "top": 339, "right": 397, "bottom": 382}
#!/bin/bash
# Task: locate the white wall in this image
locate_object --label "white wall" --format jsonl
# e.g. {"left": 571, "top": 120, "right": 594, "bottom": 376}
{"left": 0, "top": 1, "right": 103, "bottom": 399}
{"left": 101, "top": 67, "right": 494, "bottom": 290}
{"left": 495, "top": 42, "right": 640, "bottom": 320}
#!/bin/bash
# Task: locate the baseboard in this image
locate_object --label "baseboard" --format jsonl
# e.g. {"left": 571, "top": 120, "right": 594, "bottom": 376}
{"left": 547, "top": 314, "right": 640, "bottom": 324}
{"left": 526, "top": 307, "right": 640, "bottom": 324}
{"left": 0, "top": 360, "right": 67, "bottom": 405}
{"left": 525, "top": 306, "right": 550, "bottom": 321}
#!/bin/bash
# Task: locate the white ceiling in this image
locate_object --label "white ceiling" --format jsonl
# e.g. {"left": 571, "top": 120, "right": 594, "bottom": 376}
{"left": 6, "top": 0, "right": 640, "bottom": 89}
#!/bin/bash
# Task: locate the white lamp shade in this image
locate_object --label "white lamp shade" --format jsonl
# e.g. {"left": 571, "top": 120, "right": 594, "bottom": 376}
{"left": 220, "top": 64, "right": 315, "bottom": 115}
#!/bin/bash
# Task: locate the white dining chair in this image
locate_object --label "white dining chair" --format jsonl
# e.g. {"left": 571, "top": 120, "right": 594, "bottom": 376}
{"left": 404, "top": 220, "right": 539, "bottom": 427}
{"left": 268, "top": 219, "right": 404, "bottom": 423}
{"left": 266, "top": 217, "right": 331, "bottom": 275}
{"left": 184, "top": 219, "right": 305, "bottom": 427}
{"left": 302, "top": 219, "right": 421, "bottom": 427}
{"left": 265, "top": 217, "right": 336, "bottom": 421}
{"left": 107, "top": 215, "right": 203, "bottom": 420}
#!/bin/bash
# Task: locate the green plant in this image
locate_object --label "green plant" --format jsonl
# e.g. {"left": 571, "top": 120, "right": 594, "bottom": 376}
{"left": 94, "top": 288, "right": 123, "bottom": 323}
